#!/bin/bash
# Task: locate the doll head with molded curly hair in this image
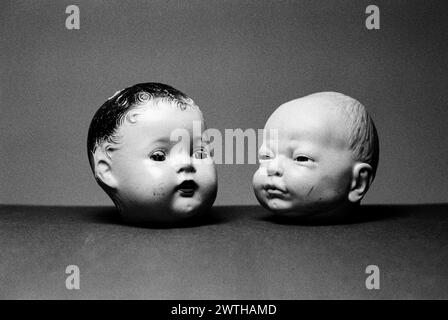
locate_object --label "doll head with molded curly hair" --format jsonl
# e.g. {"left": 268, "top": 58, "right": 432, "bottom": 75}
{"left": 88, "top": 83, "right": 217, "bottom": 224}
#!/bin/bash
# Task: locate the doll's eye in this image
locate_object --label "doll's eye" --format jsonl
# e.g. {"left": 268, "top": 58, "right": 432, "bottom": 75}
{"left": 150, "top": 150, "right": 166, "bottom": 161}
{"left": 193, "top": 147, "right": 208, "bottom": 159}
{"left": 294, "top": 155, "right": 313, "bottom": 163}
{"left": 258, "top": 154, "right": 271, "bottom": 160}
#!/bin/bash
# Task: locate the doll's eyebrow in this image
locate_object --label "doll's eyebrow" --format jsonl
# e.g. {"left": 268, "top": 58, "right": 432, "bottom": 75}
{"left": 288, "top": 140, "right": 300, "bottom": 149}
{"left": 288, "top": 139, "right": 315, "bottom": 149}
{"left": 154, "top": 137, "right": 172, "bottom": 143}
{"left": 146, "top": 137, "right": 175, "bottom": 147}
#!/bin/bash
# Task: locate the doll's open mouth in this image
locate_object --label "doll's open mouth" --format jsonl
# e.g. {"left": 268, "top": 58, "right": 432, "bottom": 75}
{"left": 177, "top": 180, "right": 198, "bottom": 197}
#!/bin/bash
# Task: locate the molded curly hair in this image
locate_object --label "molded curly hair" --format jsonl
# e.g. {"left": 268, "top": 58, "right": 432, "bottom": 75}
{"left": 87, "top": 82, "right": 199, "bottom": 171}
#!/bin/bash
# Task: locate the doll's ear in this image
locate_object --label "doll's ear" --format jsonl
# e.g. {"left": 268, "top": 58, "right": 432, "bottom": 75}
{"left": 93, "top": 144, "right": 118, "bottom": 190}
{"left": 348, "top": 162, "right": 373, "bottom": 203}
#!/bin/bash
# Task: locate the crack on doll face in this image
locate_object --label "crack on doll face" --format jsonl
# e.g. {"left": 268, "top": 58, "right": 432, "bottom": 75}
{"left": 306, "top": 186, "right": 314, "bottom": 197}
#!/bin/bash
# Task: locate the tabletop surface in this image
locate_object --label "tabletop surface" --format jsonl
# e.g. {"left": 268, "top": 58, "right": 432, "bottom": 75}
{"left": 0, "top": 204, "right": 447, "bottom": 299}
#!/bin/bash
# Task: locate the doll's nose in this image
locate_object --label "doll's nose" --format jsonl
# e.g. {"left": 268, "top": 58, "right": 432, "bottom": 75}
{"left": 174, "top": 154, "right": 196, "bottom": 173}
{"left": 178, "top": 162, "right": 196, "bottom": 173}
{"left": 266, "top": 159, "right": 283, "bottom": 176}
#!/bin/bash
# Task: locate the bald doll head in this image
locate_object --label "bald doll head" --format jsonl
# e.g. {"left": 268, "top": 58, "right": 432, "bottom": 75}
{"left": 253, "top": 92, "right": 379, "bottom": 219}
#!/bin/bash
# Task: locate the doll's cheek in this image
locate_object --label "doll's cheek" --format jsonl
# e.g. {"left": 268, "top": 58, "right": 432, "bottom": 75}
{"left": 146, "top": 166, "right": 167, "bottom": 180}
{"left": 286, "top": 179, "right": 311, "bottom": 198}
{"left": 140, "top": 167, "right": 177, "bottom": 197}
{"left": 252, "top": 169, "right": 266, "bottom": 189}
{"left": 196, "top": 164, "right": 217, "bottom": 183}
{"left": 151, "top": 182, "right": 168, "bottom": 198}
{"left": 147, "top": 167, "right": 177, "bottom": 185}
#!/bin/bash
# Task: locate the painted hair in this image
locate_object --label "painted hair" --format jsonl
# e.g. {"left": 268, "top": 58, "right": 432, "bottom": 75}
{"left": 87, "top": 82, "right": 199, "bottom": 171}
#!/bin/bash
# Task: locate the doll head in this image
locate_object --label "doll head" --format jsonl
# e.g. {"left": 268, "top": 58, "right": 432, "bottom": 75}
{"left": 253, "top": 92, "right": 379, "bottom": 219}
{"left": 87, "top": 83, "right": 217, "bottom": 223}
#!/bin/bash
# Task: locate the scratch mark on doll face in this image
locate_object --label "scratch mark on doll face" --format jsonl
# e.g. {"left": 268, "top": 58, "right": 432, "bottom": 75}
{"left": 307, "top": 186, "right": 314, "bottom": 197}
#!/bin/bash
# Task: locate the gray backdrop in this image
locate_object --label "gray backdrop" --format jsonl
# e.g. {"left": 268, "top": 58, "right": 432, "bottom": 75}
{"left": 1, "top": 0, "right": 447, "bottom": 206}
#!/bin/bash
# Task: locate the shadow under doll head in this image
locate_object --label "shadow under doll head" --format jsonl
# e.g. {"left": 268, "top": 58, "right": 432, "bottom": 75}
{"left": 87, "top": 83, "right": 217, "bottom": 223}
{"left": 253, "top": 92, "right": 379, "bottom": 219}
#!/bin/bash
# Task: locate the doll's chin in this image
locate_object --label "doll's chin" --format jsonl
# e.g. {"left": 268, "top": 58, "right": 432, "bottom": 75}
{"left": 259, "top": 195, "right": 320, "bottom": 216}
{"left": 117, "top": 189, "right": 216, "bottom": 224}
{"left": 259, "top": 196, "right": 293, "bottom": 213}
